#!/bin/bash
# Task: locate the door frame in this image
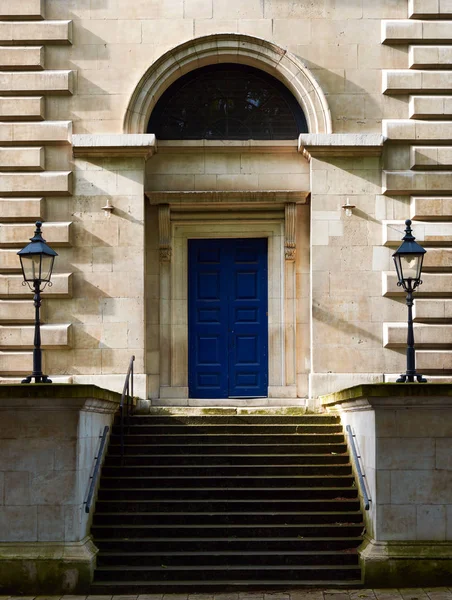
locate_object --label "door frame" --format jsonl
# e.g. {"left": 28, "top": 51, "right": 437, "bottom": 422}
{"left": 158, "top": 217, "right": 297, "bottom": 401}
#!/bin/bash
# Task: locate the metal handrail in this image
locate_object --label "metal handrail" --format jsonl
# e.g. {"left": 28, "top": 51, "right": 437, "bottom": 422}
{"left": 346, "top": 424, "right": 371, "bottom": 511}
{"left": 120, "top": 355, "right": 135, "bottom": 458}
{"left": 85, "top": 425, "right": 109, "bottom": 514}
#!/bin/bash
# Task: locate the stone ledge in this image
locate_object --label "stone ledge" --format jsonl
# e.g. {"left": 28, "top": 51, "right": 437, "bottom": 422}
{"left": 72, "top": 133, "right": 156, "bottom": 158}
{"left": 298, "top": 133, "right": 384, "bottom": 158}
{"left": 157, "top": 139, "right": 299, "bottom": 154}
{"left": 321, "top": 382, "right": 452, "bottom": 409}
{"left": 0, "top": 383, "right": 122, "bottom": 405}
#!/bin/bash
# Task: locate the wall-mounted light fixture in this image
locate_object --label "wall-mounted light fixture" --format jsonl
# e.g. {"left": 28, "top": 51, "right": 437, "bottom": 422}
{"left": 102, "top": 198, "right": 114, "bottom": 216}
{"left": 341, "top": 197, "right": 355, "bottom": 217}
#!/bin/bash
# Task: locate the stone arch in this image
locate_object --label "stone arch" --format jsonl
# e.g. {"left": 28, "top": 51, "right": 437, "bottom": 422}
{"left": 124, "top": 33, "right": 332, "bottom": 135}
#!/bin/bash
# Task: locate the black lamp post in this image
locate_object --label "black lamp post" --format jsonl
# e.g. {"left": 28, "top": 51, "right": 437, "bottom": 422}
{"left": 17, "top": 221, "right": 58, "bottom": 384}
{"left": 392, "top": 219, "right": 427, "bottom": 383}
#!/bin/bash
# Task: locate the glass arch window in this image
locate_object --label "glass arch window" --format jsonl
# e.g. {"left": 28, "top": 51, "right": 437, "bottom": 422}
{"left": 147, "top": 64, "right": 308, "bottom": 140}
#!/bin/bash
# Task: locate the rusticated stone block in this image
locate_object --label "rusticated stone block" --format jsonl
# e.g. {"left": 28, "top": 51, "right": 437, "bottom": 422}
{"left": 0, "top": 147, "right": 44, "bottom": 171}
{"left": 409, "top": 45, "right": 452, "bottom": 69}
{"left": 0, "top": 272, "right": 72, "bottom": 298}
{"left": 0, "top": 71, "right": 74, "bottom": 95}
{"left": 423, "top": 248, "right": 452, "bottom": 270}
{"left": 383, "top": 171, "right": 452, "bottom": 194}
{"left": 0, "top": 300, "right": 35, "bottom": 322}
{"left": 410, "top": 146, "right": 452, "bottom": 170}
{"left": 0, "top": 249, "right": 22, "bottom": 271}
{"left": 409, "top": 96, "right": 452, "bottom": 119}
{"left": 0, "top": 350, "right": 32, "bottom": 374}
{"left": 0, "top": 21, "right": 72, "bottom": 45}
{"left": 0, "top": 97, "right": 44, "bottom": 121}
{"left": 383, "top": 220, "right": 452, "bottom": 245}
{"left": 0, "top": 46, "right": 44, "bottom": 70}
{"left": 0, "top": 324, "right": 71, "bottom": 349}
{"left": 416, "top": 349, "right": 452, "bottom": 370}
{"left": 383, "top": 19, "right": 452, "bottom": 43}
{"left": 384, "top": 70, "right": 452, "bottom": 94}
{"left": 6, "top": 121, "right": 71, "bottom": 144}
{"left": 0, "top": 0, "right": 44, "bottom": 20}
{"left": 414, "top": 299, "right": 452, "bottom": 321}
{"left": 384, "top": 322, "right": 452, "bottom": 347}
{"left": 410, "top": 0, "right": 452, "bottom": 17}
{"left": 0, "top": 172, "right": 72, "bottom": 196}
{"left": 411, "top": 196, "right": 452, "bottom": 220}
{"left": 0, "top": 222, "right": 71, "bottom": 247}
{"left": 383, "top": 271, "right": 452, "bottom": 296}
{"left": 0, "top": 198, "right": 43, "bottom": 221}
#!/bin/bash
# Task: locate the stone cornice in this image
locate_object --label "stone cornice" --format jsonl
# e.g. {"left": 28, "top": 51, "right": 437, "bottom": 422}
{"left": 146, "top": 190, "right": 309, "bottom": 207}
{"left": 299, "top": 134, "right": 385, "bottom": 158}
{"left": 72, "top": 134, "right": 156, "bottom": 158}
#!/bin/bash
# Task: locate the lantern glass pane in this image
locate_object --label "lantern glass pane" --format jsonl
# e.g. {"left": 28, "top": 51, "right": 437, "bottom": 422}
{"left": 41, "top": 254, "right": 54, "bottom": 282}
{"left": 393, "top": 254, "right": 403, "bottom": 284}
{"left": 400, "top": 254, "right": 422, "bottom": 281}
{"left": 20, "top": 254, "right": 41, "bottom": 281}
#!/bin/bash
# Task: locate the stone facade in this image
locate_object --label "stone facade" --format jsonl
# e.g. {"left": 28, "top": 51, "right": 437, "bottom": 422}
{"left": 0, "top": 0, "right": 451, "bottom": 405}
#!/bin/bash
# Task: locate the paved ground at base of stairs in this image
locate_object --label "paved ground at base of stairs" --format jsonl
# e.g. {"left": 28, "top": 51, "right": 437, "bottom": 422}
{"left": 2, "top": 588, "right": 452, "bottom": 600}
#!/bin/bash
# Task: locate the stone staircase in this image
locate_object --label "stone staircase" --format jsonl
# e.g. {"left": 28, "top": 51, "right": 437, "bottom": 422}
{"left": 90, "top": 411, "right": 364, "bottom": 593}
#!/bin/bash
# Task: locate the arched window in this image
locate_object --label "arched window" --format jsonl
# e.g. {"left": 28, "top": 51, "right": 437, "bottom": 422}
{"left": 147, "top": 64, "right": 308, "bottom": 140}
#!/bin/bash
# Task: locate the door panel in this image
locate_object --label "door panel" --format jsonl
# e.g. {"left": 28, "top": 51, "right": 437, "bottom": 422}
{"left": 188, "top": 238, "right": 268, "bottom": 399}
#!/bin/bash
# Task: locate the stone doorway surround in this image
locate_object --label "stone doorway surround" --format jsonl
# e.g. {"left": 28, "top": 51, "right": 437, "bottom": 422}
{"left": 146, "top": 188, "right": 309, "bottom": 406}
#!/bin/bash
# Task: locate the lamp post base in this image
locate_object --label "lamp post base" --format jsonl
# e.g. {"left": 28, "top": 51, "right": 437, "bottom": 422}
{"left": 396, "top": 373, "right": 427, "bottom": 383}
{"left": 21, "top": 374, "right": 53, "bottom": 384}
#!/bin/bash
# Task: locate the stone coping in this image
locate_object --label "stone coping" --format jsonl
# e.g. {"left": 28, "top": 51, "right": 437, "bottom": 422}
{"left": 321, "top": 382, "right": 452, "bottom": 408}
{"left": 72, "top": 134, "right": 156, "bottom": 158}
{"left": 298, "top": 133, "right": 385, "bottom": 157}
{"left": 0, "top": 383, "right": 122, "bottom": 402}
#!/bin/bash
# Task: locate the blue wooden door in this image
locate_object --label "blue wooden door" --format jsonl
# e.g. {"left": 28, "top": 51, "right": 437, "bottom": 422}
{"left": 188, "top": 238, "right": 268, "bottom": 399}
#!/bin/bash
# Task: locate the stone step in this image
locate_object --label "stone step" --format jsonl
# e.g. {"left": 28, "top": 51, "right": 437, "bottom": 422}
{"left": 108, "top": 442, "right": 348, "bottom": 455}
{"left": 111, "top": 433, "right": 345, "bottom": 446}
{"left": 91, "top": 523, "right": 364, "bottom": 539}
{"left": 104, "top": 454, "right": 350, "bottom": 466}
{"left": 99, "top": 475, "right": 354, "bottom": 489}
{"left": 100, "top": 464, "right": 353, "bottom": 478}
{"left": 93, "top": 536, "right": 362, "bottom": 553}
{"left": 94, "top": 499, "right": 361, "bottom": 513}
{"left": 90, "top": 579, "right": 363, "bottom": 594}
{"left": 93, "top": 511, "right": 362, "bottom": 527}
{"left": 92, "top": 564, "right": 362, "bottom": 583}
{"left": 96, "top": 550, "right": 359, "bottom": 567}
{"left": 129, "top": 414, "right": 337, "bottom": 423}
{"left": 111, "top": 423, "right": 343, "bottom": 435}
{"left": 97, "top": 486, "right": 358, "bottom": 502}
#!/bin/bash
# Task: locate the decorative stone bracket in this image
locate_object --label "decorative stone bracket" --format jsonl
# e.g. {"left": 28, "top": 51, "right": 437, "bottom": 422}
{"left": 158, "top": 204, "right": 171, "bottom": 262}
{"left": 285, "top": 203, "right": 297, "bottom": 261}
